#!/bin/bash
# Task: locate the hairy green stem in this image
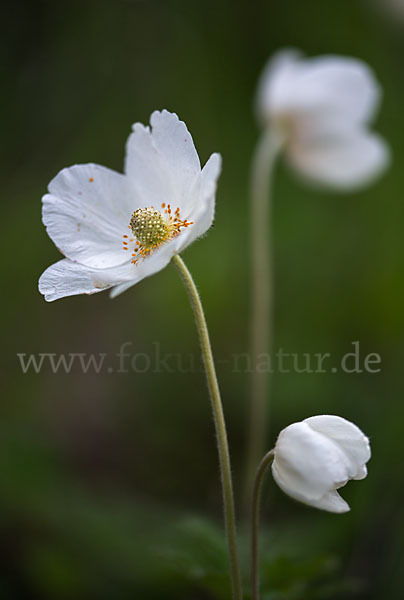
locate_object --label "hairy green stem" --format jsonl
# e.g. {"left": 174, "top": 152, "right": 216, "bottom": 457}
{"left": 172, "top": 254, "right": 243, "bottom": 600}
{"left": 251, "top": 449, "right": 275, "bottom": 600}
{"left": 244, "top": 130, "right": 282, "bottom": 510}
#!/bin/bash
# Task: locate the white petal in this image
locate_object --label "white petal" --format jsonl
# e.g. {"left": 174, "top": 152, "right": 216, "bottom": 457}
{"left": 257, "top": 49, "right": 381, "bottom": 128}
{"left": 272, "top": 422, "right": 355, "bottom": 500}
{"left": 124, "top": 122, "right": 176, "bottom": 210}
{"left": 175, "top": 152, "right": 222, "bottom": 253}
{"left": 307, "top": 490, "right": 350, "bottom": 513}
{"left": 108, "top": 242, "right": 176, "bottom": 292}
{"left": 287, "top": 130, "right": 390, "bottom": 190}
{"left": 39, "top": 241, "right": 177, "bottom": 302}
{"left": 291, "top": 55, "right": 381, "bottom": 125}
{"left": 272, "top": 463, "right": 350, "bottom": 513}
{"left": 150, "top": 110, "right": 201, "bottom": 195}
{"left": 43, "top": 164, "right": 137, "bottom": 269}
{"left": 124, "top": 110, "right": 201, "bottom": 218}
{"left": 256, "top": 49, "right": 302, "bottom": 124}
{"left": 39, "top": 259, "right": 112, "bottom": 301}
{"left": 304, "top": 415, "right": 371, "bottom": 477}
{"left": 354, "top": 464, "right": 368, "bottom": 481}
{"left": 108, "top": 241, "right": 176, "bottom": 298}
{"left": 109, "top": 282, "right": 136, "bottom": 299}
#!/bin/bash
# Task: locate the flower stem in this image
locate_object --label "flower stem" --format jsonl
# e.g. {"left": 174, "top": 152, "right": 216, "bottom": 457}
{"left": 172, "top": 254, "right": 243, "bottom": 600}
{"left": 251, "top": 449, "right": 275, "bottom": 600}
{"left": 244, "top": 130, "right": 282, "bottom": 511}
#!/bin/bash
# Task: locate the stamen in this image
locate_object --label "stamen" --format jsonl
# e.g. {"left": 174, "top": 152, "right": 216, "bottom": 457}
{"left": 124, "top": 205, "right": 193, "bottom": 266}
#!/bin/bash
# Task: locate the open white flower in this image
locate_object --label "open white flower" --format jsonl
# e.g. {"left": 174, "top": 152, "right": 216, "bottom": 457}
{"left": 271, "top": 415, "right": 371, "bottom": 513}
{"left": 256, "top": 49, "right": 390, "bottom": 189}
{"left": 39, "top": 110, "right": 221, "bottom": 301}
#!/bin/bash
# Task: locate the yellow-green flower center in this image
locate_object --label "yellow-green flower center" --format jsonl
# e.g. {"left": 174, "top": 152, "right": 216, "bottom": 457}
{"left": 123, "top": 204, "right": 194, "bottom": 265}
{"left": 130, "top": 207, "right": 170, "bottom": 249}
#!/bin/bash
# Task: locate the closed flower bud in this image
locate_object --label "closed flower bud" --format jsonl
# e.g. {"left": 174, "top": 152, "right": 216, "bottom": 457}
{"left": 272, "top": 415, "right": 371, "bottom": 513}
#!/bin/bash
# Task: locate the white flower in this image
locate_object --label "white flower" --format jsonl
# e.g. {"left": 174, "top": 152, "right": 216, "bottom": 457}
{"left": 39, "top": 110, "right": 222, "bottom": 301}
{"left": 256, "top": 49, "right": 390, "bottom": 189}
{"left": 271, "top": 415, "right": 371, "bottom": 513}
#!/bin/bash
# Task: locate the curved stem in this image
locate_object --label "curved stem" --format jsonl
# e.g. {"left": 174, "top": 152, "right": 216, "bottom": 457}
{"left": 251, "top": 449, "right": 275, "bottom": 600}
{"left": 172, "top": 254, "right": 243, "bottom": 600}
{"left": 244, "top": 130, "right": 283, "bottom": 511}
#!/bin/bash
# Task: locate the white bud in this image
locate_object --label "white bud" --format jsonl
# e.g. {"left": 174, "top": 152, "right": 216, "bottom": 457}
{"left": 271, "top": 415, "right": 371, "bottom": 513}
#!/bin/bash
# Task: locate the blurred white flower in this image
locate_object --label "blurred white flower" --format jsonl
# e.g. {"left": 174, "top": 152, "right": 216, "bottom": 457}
{"left": 39, "top": 110, "right": 221, "bottom": 301}
{"left": 272, "top": 415, "right": 371, "bottom": 513}
{"left": 256, "top": 49, "right": 390, "bottom": 189}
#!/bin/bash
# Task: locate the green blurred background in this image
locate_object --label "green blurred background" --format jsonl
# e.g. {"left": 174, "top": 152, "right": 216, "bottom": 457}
{"left": 2, "top": 0, "right": 404, "bottom": 598}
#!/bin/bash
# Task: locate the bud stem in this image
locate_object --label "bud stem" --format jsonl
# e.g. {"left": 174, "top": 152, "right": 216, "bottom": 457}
{"left": 251, "top": 449, "right": 275, "bottom": 600}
